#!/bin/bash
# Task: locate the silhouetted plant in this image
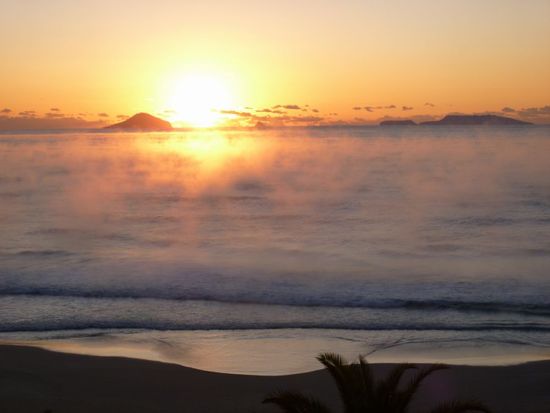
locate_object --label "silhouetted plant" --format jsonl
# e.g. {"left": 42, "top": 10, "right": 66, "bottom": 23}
{"left": 264, "top": 353, "right": 491, "bottom": 413}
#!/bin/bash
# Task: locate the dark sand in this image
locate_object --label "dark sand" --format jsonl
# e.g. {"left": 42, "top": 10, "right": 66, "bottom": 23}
{"left": 1, "top": 345, "right": 549, "bottom": 413}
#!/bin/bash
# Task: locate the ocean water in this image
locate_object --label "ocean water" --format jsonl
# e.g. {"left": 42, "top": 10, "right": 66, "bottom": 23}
{"left": 1, "top": 126, "right": 550, "bottom": 373}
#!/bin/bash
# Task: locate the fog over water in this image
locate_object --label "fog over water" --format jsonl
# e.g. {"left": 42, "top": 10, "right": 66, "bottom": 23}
{"left": 1, "top": 126, "right": 550, "bottom": 371}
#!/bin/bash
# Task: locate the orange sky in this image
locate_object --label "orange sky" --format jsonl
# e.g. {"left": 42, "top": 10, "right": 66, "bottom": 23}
{"left": 1, "top": 0, "right": 550, "bottom": 128}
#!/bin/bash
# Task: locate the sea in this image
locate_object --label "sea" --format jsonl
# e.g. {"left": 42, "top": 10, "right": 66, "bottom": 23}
{"left": 1, "top": 126, "right": 549, "bottom": 374}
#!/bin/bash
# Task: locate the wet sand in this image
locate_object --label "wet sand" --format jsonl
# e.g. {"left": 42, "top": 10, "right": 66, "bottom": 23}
{"left": 1, "top": 344, "right": 549, "bottom": 413}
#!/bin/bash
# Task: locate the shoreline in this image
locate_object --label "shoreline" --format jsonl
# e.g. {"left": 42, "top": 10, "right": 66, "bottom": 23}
{"left": 2, "top": 327, "right": 550, "bottom": 375}
{"left": 1, "top": 344, "right": 550, "bottom": 413}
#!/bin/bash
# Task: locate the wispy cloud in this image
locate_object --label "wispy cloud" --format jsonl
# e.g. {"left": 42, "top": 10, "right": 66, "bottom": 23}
{"left": 219, "top": 110, "right": 253, "bottom": 117}
{"left": 45, "top": 112, "right": 65, "bottom": 118}
{"left": 499, "top": 105, "right": 550, "bottom": 123}
{"left": 273, "top": 104, "right": 301, "bottom": 110}
{"left": 1, "top": 108, "right": 12, "bottom": 114}
{"left": 256, "top": 108, "right": 287, "bottom": 114}
{"left": 18, "top": 110, "right": 37, "bottom": 117}
{"left": 218, "top": 107, "right": 325, "bottom": 127}
{"left": 402, "top": 106, "right": 414, "bottom": 111}
{"left": 353, "top": 105, "right": 396, "bottom": 112}
{"left": 0, "top": 111, "right": 109, "bottom": 130}
{"left": 291, "top": 116, "right": 324, "bottom": 123}
{"left": 517, "top": 105, "right": 550, "bottom": 118}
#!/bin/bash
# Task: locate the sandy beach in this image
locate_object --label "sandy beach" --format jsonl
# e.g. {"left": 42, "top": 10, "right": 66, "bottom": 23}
{"left": 1, "top": 344, "right": 549, "bottom": 413}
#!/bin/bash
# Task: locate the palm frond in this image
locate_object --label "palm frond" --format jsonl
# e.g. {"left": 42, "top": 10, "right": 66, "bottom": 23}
{"left": 380, "top": 363, "right": 417, "bottom": 394}
{"left": 398, "top": 364, "right": 449, "bottom": 409}
{"left": 374, "top": 363, "right": 418, "bottom": 411}
{"left": 358, "top": 355, "right": 375, "bottom": 401}
{"left": 263, "top": 354, "right": 493, "bottom": 413}
{"left": 263, "top": 391, "right": 333, "bottom": 413}
{"left": 316, "top": 353, "right": 362, "bottom": 413}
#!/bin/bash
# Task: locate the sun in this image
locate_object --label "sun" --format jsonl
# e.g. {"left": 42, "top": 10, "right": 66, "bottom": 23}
{"left": 166, "top": 73, "right": 234, "bottom": 128}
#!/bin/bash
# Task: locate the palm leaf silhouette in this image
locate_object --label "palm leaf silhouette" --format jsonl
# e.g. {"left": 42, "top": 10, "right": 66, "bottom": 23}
{"left": 394, "top": 364, "right": 449, "bottom": 411}
{"left": 263, "top": 391, "right": 332, "bottom": 413}
{"left": 263, "top": 353, "right": 491, "bottom": 413}
{"left": 317, "top": 353, "right": 366, "bottom": 413}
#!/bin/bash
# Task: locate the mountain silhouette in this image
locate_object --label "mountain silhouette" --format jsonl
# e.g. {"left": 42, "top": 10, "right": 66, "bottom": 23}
{"left": 104, "top": 113, "right": 173, "bottom": 131}
{"left": 421, "top": 114, "right": 530, "bottom": 125}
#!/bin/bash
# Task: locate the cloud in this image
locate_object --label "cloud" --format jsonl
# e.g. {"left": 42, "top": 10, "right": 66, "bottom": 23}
{"left": 312, "top": 109, "right": 319, "bottom": 113}
{"left": 353, "top": 105, "right": 396, "bottom": 112}
{"left": 50, "top": 107, "right": 60, "bottom": 112}
{"left": 97, "top": 113, "right": 109, "bottom": 118}
{"left": 218, "top": 107, "right": 325, "bottom": 127}
{"left": 1, "top": 108, "right": 12, "bottom": 114}
{"left": 273, "top": 104, "right": 301, "bottom": 110}
{"left": 18, "top": 110, "right": 37, "bottom": 117}
{"left": 256, "top": 108, "right": 287, "bottom": 114}
{"left": 496, "top": 105, "right": 550, "bottom": 123}
{"left": 291, "top": 116, "right": 323, "bottom": 123}
{"left": 117, "top": 114, "right": 129, "bottom": 119}
{"left": 0, "top": 112, "right": 108, "bottom": 130}
{"left": 220, "top": 110, "right": 253, "bottom": 117}
{"left": 402, "top": 106, "right": 414, "bottom": 111}
{"left": 424, "top": 102, "right": 435, "bottom": 107}
{"left": 45, "top": 112, "right": 64, "bottom": 118}
{"left": 517, "top": 105, "right": 550, "bottom": 118}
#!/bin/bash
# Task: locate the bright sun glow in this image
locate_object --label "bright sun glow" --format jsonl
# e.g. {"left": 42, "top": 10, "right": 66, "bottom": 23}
{"left": 166, "top": 74, "right": 234, "bottom": 128}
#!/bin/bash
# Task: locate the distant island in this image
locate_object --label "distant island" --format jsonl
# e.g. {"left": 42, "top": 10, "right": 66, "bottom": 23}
{"left": 420, "top": 114, "right": 531, "bottom": 126}
{"left": 380, "top": 120, "right": 417, "bottom": 126}
{"left": 379, "top": 114, "right": 530, "bottom": 126}
{"left": 104, "top": 113, "right": 173, "bottom": 131}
